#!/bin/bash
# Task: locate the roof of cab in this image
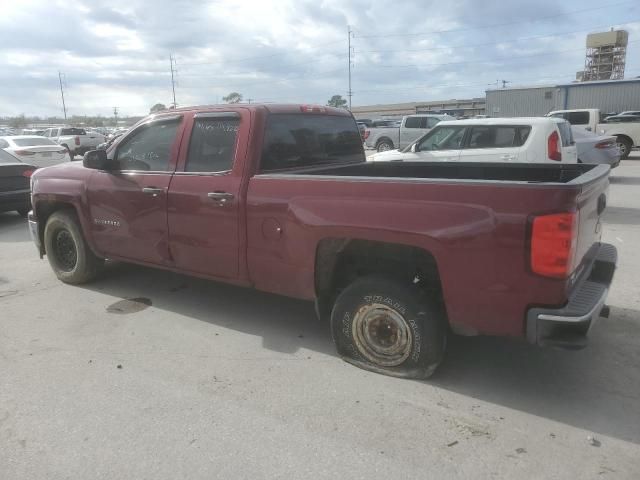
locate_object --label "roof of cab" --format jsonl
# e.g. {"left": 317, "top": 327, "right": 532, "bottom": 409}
{"left": 158, "top": 103, "right": 353, "bottom": 117}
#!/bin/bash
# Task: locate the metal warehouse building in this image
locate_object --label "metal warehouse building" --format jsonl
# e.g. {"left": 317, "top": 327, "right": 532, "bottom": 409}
{"left": 485, "top": 78, "right": 640, "bottom": 117}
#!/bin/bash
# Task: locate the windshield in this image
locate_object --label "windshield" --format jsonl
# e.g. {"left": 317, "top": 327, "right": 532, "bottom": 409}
{"left": 12, "top": 137, "right": 58, "bottom": 147}
{"left": 0, "top": 149, "right": 20, "bottom": 163}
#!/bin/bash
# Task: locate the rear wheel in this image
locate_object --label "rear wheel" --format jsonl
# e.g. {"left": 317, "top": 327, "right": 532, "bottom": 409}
{"left": 44, "top": 210, "right": 104, "bottom": 284}
{"left": 376, "top": 139, "right": 394, "bottom": 152}
{"left": 330, "top": 276, "right": 446, "bottom": 379}
{"left": 617, "top": 136, "right": 632, "bottom": 160}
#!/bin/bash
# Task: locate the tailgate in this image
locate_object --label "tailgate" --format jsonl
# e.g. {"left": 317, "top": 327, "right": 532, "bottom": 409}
{"left": 571, "top": 168, "right": 610, "bottom": 282}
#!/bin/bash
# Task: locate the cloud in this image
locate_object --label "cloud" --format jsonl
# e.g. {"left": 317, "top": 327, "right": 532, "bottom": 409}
{"left": 0, "top": 0, "right": 638, "bottom": 117}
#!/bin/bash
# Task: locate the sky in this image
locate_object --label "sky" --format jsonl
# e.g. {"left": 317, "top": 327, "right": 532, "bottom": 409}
{"left": 1, "top": 0, "right": 639, "bottom": 118}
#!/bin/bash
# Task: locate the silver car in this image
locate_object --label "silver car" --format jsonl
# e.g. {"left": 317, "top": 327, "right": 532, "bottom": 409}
{"left": 573, "top": 127, "right": 620, "bottom": 168}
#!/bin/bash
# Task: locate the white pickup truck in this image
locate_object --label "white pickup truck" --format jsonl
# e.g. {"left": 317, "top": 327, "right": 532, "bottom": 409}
{"left": 547, "top": 109, "right": 639, "bottom": 159}
{"left": 40, "top": 127, "right": 106, "bottom": 159}
{"left": 363, "top": 114, "right": 453, "bottom": 152}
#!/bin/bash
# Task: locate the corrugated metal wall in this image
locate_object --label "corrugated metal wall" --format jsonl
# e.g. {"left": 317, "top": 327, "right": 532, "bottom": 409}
{"left": 566, "top": 82, "right": 640, "bottom": 113}
{"left": 486, "top": 87, "right": 563, "bottom": 117}
{"left": 486, "top": 81, "right": 640, "bottom": 117}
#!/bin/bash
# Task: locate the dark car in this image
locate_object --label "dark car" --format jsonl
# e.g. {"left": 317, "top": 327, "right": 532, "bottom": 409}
{"left": 0, "top": 149, "right": 35, "bottom": 216}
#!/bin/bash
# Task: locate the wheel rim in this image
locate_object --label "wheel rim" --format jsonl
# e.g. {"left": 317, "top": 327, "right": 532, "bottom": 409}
{"left": 54, "top": 229, "right": 77, "bottom": 271}
{"left": 617, "top": 142, "right": 628, "bottom": 156}
{"left": 352, "top": 303, "right": 413, "bottom": 367}
{"left": 378, "top": 143, "right": 391, "bottom": 152}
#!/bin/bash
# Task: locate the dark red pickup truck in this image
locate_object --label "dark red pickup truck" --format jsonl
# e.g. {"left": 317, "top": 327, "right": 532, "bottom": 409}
{"left": 28, "top": 104, "right": 617, "bottom": 378}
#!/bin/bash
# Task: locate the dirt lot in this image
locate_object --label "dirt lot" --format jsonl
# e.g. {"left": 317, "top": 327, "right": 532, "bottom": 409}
{"left": 1, "top": 155, "right": 639, "bottom": 479}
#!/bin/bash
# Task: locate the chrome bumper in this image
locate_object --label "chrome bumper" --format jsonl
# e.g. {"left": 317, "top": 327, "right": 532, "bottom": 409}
{"left": 28, "top": 210, "right": 42, "bottom": 257}
{"left": 526, "top": 243, "right": 617, "bottom": 349}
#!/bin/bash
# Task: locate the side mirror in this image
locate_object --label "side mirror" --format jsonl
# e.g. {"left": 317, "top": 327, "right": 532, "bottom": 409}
{"left": 411, "top": 143, "right": 418, "bottom": 153}
{"left": 83, "top": 149, "right": 111, "bottom": 170}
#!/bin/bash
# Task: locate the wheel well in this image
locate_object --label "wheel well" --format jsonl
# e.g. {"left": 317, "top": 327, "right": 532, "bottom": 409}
{"left": 376, "top": 137, "right": 393, "bottom": 147}
{"left": 315, "top": 238, "right": 443, "bottom": 319}
{"left": 615, "top": 134, "right": 633, "bottom": 145}
{"left": 35, "top": 202, "right": 76, "bottom": 253}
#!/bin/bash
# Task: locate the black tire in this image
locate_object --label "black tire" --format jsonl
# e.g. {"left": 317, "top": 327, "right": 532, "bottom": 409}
{"left": 44, "top": 210, "right": 104, "bottom": 284}
{"left": 617, "top": 136, "right": 632, "bottom": 160}
{"left": 330, "top": 276, "right": 446, "bottom": 379}
{"left": 376, "top": 139, "right": 394, "bottom": 152}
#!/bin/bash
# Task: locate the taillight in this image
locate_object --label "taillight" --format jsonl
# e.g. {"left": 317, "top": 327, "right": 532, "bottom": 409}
{"left": 300, "top": 105, "right": 326, "bottom": 113}
{"left": 22, "top": 169, "right": 34, "bottom": 178}
{"left": 530, "top": 212, "right": 578, "bottom": 279}
{"left": 595, "top": 140, "right": 615, "bottom": 149}
{"left": 74, "top": 136, "right": 80, "bottom": 145}
{"left": 364, "top": 130, "right": 370, "bottom": 139}
{"left": 548, "top": 131, "right": 561, "bottom": 161}
{"left": 14, "top": 150, "right": 36, "bottom": 156}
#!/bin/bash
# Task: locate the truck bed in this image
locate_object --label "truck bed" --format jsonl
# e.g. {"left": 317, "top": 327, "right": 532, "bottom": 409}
{"left": 291, "top": 161, "right": 604, "bottom": 184}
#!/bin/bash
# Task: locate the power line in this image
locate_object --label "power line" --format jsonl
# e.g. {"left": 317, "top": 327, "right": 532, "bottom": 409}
{"left": 355, "top": 19, "right": 640, "bottom": 54}
{"left": 354, "top": 1, "right": 636, "bottom": 38}
{"left": 367, "top": 40, "right": 640, "bottom": 69}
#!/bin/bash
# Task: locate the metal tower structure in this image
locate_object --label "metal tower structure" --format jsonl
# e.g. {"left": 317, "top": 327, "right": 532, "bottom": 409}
{"left": 581, "top": 30, "right": 628, "bottom": 81}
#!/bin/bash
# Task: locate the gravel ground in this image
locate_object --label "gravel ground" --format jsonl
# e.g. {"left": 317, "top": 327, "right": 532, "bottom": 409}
{"left": 1, "top": 154, "right": 639, "bottom": 479}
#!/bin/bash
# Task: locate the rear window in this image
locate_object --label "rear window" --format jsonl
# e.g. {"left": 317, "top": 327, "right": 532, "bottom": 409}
{"left": 61, "top": 128, "right": 86, "bottom": 136}
{"left": 261, "top": 114, "right": 364, "bottom": 172}
{"left": 564, "top": 112, "right": 590, "bottom": 126}
{"left": 0, "top": 149, "right": 19, "bottom": 163}
{"left": 12, "top": 137, "right": 57, "bottom": 147}
{"left": 556, "top": 121, "right": 574, "bottom": 147}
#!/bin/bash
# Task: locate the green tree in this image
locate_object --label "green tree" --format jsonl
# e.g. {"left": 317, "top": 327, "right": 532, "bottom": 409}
{"left": 150, "top": 103, "right": 167, "bottom": 113}
{"left": 223, "top": 92, "right": 243, "bottom": 104}
{"left": 327, "top": 95, "right": 348, "bottom": 109}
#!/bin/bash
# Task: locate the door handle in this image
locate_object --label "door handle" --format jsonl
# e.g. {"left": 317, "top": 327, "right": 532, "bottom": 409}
{"left": 500, "top": 154, "right": 516, "bottom": 161}
{"left": 142, "top": 187, "right": 165, "bottom": 197}
{"left": 207, "top": 191, "right": 234, "bottom": 205}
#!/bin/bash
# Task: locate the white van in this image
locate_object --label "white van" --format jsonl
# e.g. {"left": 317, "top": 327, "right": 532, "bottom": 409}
{"left": 368, "top": 117, "right": 578, "bottom": 164}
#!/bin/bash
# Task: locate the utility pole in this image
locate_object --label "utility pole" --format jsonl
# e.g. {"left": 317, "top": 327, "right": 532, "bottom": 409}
{"left": 501, "top": 79, "right": 511, "bottom": 88}
{"left": 113, "top": 107, "right": 119, "bottom": 127}
{"left": 347, "top": 25, "right": 353, "bottom": 111}
{"left": 58, "top": 71, "right": 67, "bottom": 121}
{"left": 169, "top": 54, "right": 177, "bottom": 108}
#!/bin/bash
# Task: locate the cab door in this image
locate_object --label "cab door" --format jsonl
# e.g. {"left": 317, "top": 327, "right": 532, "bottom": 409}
{"left": 87, "top": 115, "right": 184, "bottom": 264}
{"left": 167, "top": 110, "right": 248, "bottom": 279}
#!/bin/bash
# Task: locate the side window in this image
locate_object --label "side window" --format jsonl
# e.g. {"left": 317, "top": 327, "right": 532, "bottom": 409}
{"left": 417, "top": 126, "right": 466, "bottom": 151}
{"left": 566, "top": 112, "right": 589, "bottom": 125}
{"left": 404, "top": 117, "right": 421, "bottom": 128}
{"left": 185, "top": 116, "right": 240, "bottom": 172}
{"left": 426, "top": 117, "right": 441, "bottom": 128}
{"left": 115, "top": 120, "right": 180, "bottom": 171}
{"left": 466, "top": 126, "right": 529, "bottom": 149}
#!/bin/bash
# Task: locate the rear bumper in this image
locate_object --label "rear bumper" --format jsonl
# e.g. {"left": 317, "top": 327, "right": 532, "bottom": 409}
{"left": 526, "top": 243, "right": 617, "bottom": 349}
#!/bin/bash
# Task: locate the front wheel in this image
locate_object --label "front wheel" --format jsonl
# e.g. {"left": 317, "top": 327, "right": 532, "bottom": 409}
{"left": 330, "top": 276, "right": 446, "bottom": 379}
{"left": 44, "top": 210, "right": 104, "bottom": 284}
{"left": 617, "top": 137, "right": 632, "bottom": 160}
